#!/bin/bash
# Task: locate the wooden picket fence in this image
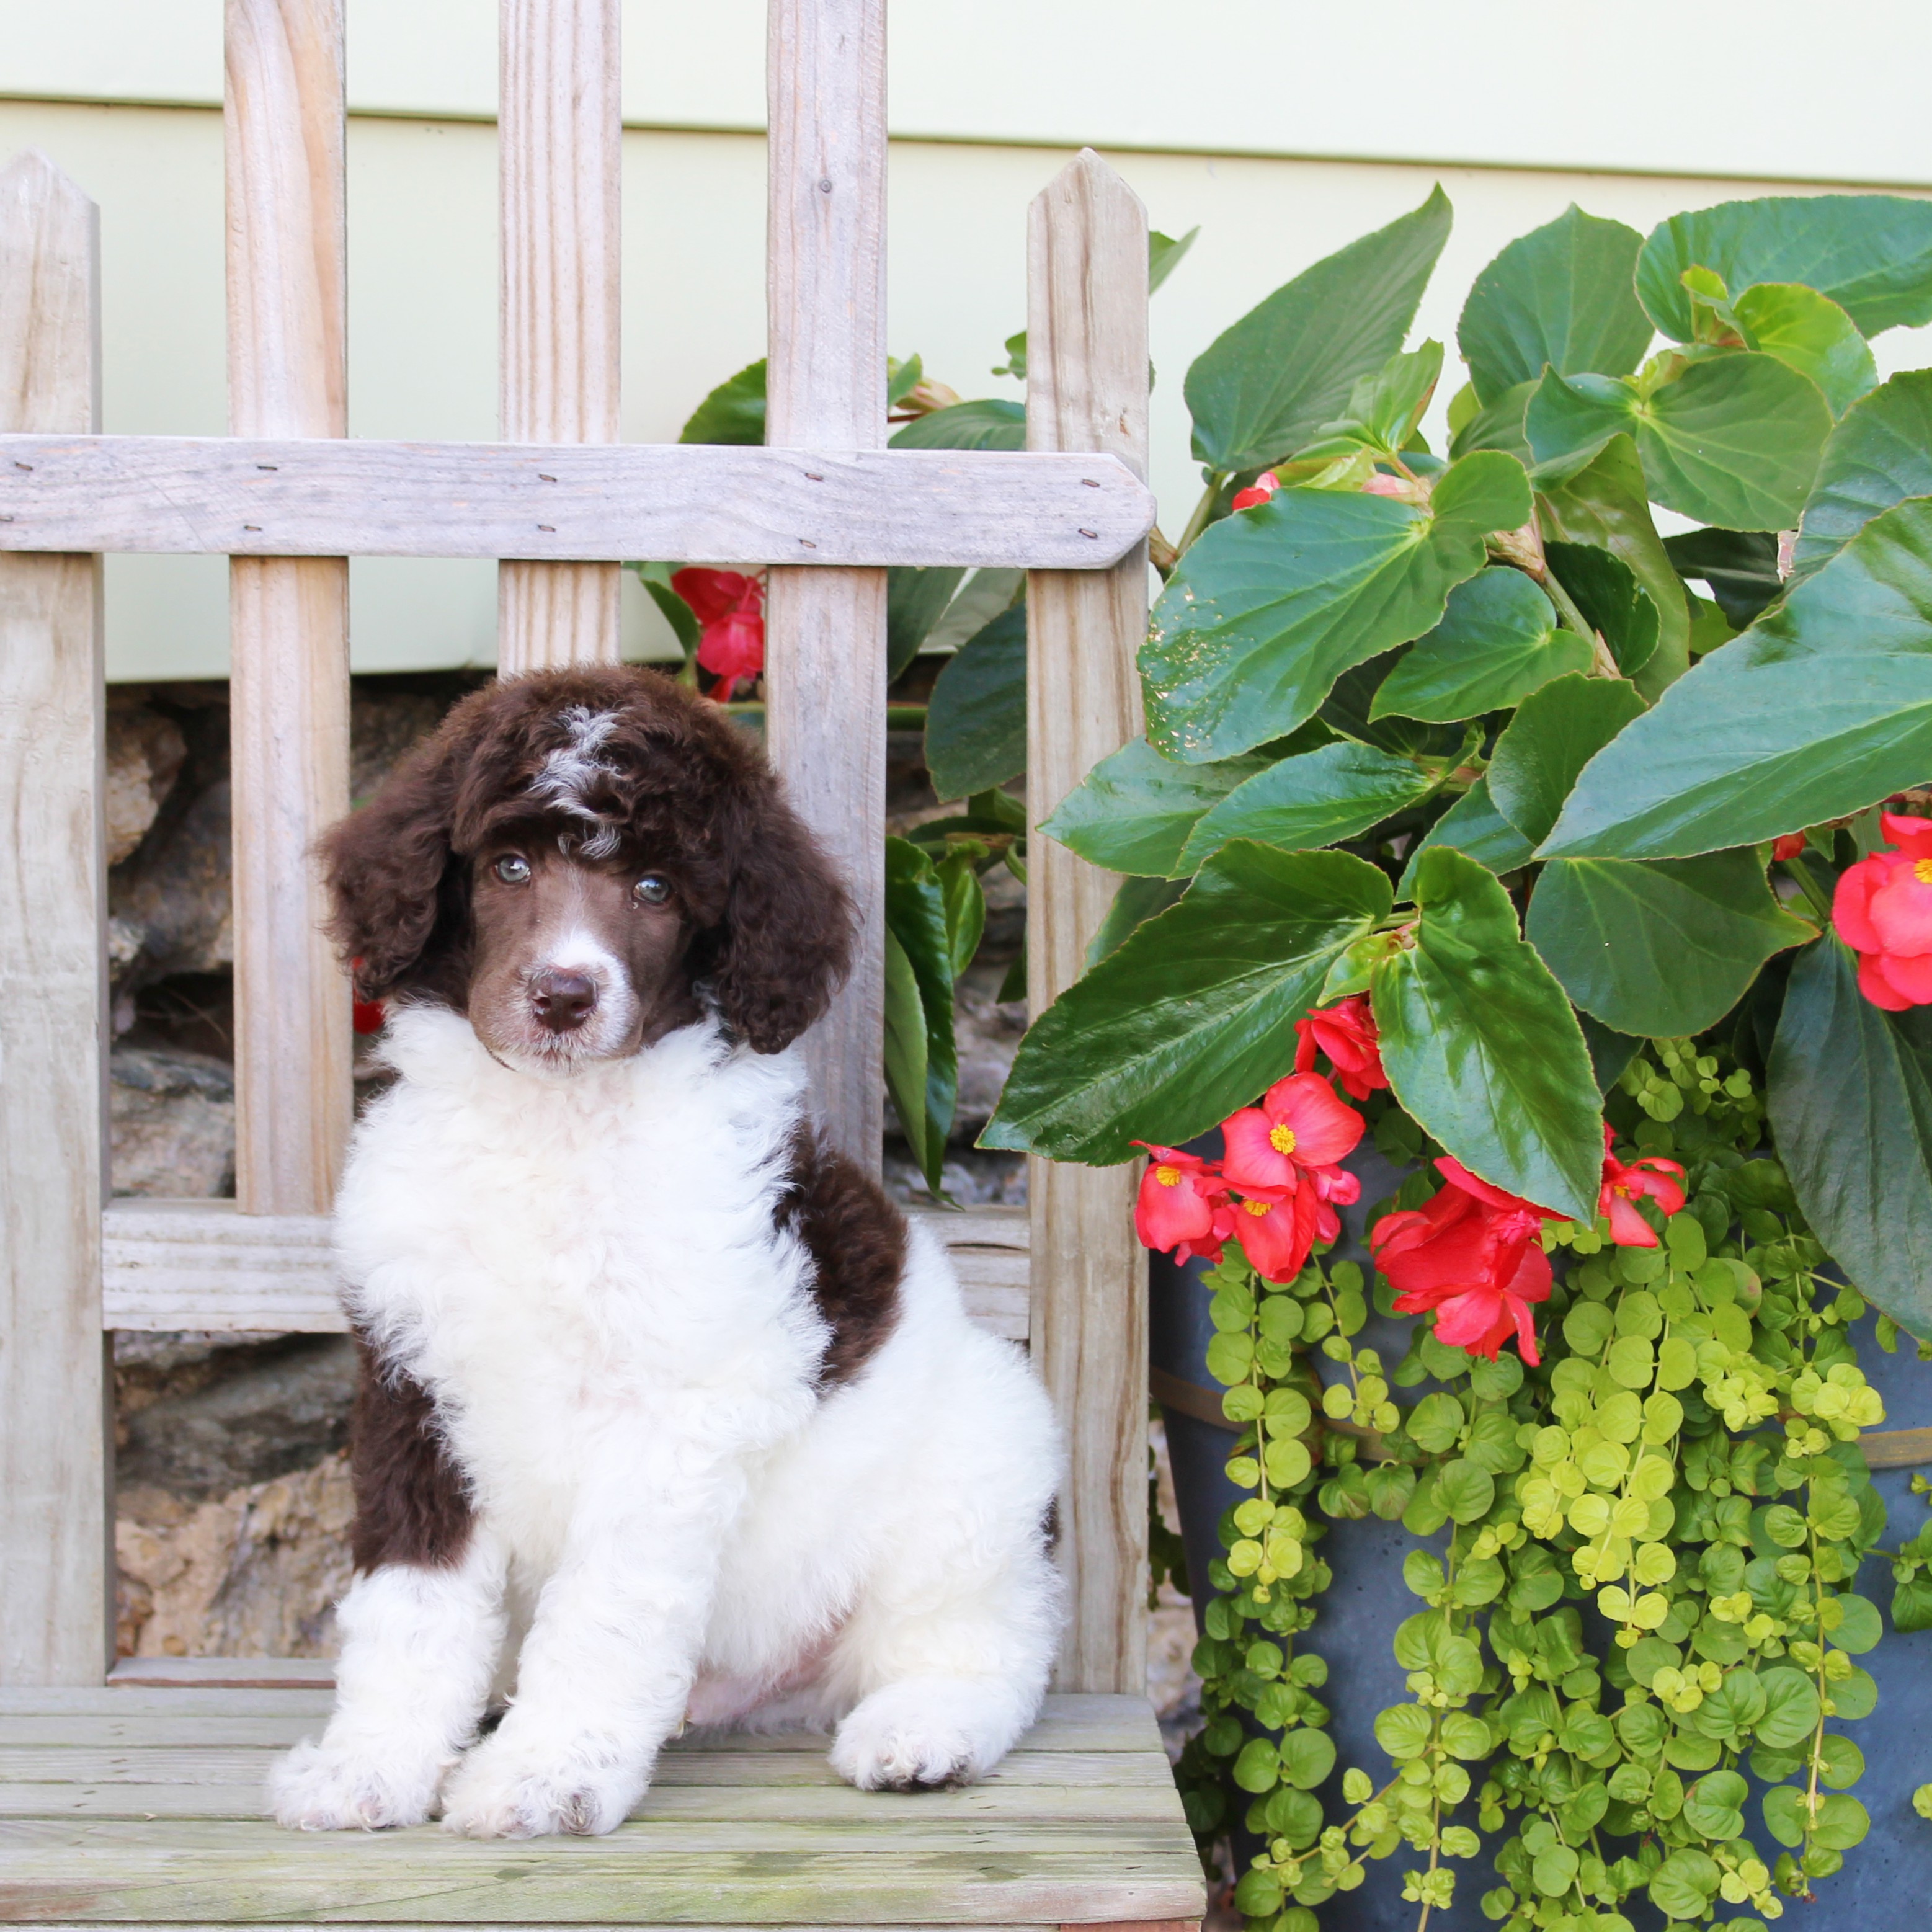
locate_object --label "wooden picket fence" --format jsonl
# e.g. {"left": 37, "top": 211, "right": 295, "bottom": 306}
{"left": 0, "top": 0, "right": 1198, "bottom": 1923}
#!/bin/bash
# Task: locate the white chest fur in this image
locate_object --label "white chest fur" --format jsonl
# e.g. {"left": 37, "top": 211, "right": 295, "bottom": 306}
{"left": 334, "top": 1006, "right": 828, "bottom": 1572}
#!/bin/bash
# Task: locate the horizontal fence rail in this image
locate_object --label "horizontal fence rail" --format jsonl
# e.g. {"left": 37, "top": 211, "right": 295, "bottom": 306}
{"left": 0, "top": 437, "right": 1152, "bottom": 566}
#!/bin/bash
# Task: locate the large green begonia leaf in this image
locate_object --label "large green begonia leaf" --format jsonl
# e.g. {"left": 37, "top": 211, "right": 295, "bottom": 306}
{"left": 1175, "top": 742, "right": 1437, "bottom": 873}
{"left": 1768, "top": 937, "right": 1932, "bottom": 1334}
{"left": 1372, "top": 848, "right": 1603, "bottom": 1221}
{"left": 1185, "top": 187, "right": 1451, "bottom": 474}
{"left": 1458, "top": 205, "right": 1652, "bottom": 408}
{"left": 1637, "top": 195, "right": 1932, "bottom": 342}
{"left": 1372, "top": 568, "right": 1586, "bottom": 723}
{"left": 1539, "top": 496, "right": 1932, "bottom": 860}
{"left": 679, "top": 358, "right": 767, "bottom": 444}
{"left": 1538, "top": 434, "right": 1690, "bottom": 696}
{"left": 981, "top": 844, "right": 1390, "bottom": 1164}
{"left": 887, "top": 398, "right": 1027, "bottom": 451}
{"left": 1545, "top": 541, "right": 1658, "bottom": 679}
{"left": 883, "top": 837, "right": 960, "bottom": 1192}
{"left": 1793, "top": 369, "right": 1932, "bottom": 580}
{"left": 886, "top": 566, "right": 965, "bottom": 679}
{"left": 1042, "top": 734, "right": 1277, "bottom": 877}
{"left": 1732, "top": 282, "right": 1877, "bottom": 419}
{"left": 1663, "top": 528, "right": 1782, "bottom": 628}
{"left": 1527, "top": 355, "right": 1832, "bottom": 532}
{"left": 1399, "top": 778, "right": 1535, "bottom": 894}
{"left": 924, "top": 603, "right": 1026, "bottom": 801}
{"left": 1487, "top": 673, "right": 1646, "bottom": 846}
{"left": 1528, "top": 849, "right": 1815, "bottom": 1038}
{"left": 1142, "top": 450, "right": 1532, "bottom": 762}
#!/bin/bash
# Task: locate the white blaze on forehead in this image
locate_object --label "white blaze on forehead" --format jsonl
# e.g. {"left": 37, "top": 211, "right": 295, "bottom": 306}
{"left": 530, "top": 706, "right": 623, "bottom": 859}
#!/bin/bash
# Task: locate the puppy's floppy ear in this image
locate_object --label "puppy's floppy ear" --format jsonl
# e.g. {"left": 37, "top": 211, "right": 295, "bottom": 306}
{"left": 318, "top": 708, "right": 478, "bottom": 1000}
{"left": 710, "top": 773, "right": 855, "bottom": 1054}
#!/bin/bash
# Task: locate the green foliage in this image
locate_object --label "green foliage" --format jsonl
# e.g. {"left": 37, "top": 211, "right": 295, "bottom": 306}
{"left": 1793, "top": 368, "right": 1932, "bottom": 579}
{"left": 923, "top": 601, "right": 1026, "bottom": 800}
{"left": 1371, "top": 569, "right": 1584, "bottom": 723}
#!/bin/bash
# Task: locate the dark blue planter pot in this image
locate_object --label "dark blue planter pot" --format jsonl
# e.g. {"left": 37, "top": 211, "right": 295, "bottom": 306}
{"left": 1147, "top": 1142, "right": 1932, "bottom": 1930}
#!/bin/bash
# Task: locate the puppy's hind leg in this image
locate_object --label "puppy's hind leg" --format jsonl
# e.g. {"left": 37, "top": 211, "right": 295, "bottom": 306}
{"left": 827, "top": 1516, "right": 1062, "bottom": 1792}
{"left": 270, "top": 1533, "right": 507, "bottom": 1830}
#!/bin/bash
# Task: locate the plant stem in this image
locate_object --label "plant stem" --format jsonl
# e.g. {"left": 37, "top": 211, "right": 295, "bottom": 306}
{"left": 1541, "top": 563, "right": 1620, "bottom": 677}
{"left": 1175, "top": 475, "right": 1227, "bottom": 558}
{"left": 1781, "top": 853, "right": 1836, "bottom": 924}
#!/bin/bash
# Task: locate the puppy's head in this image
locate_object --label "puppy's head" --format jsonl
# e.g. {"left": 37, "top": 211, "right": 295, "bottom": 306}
{"left": 320, "top": 666, "right": 854, "bottom": 1072}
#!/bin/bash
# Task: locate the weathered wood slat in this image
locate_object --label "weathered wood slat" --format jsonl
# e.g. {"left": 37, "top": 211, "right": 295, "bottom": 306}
{"left": 0, "top": 1820, "right": 1203, "bottom": 1924}
{"left": 0, "top": 1926, "right": 1067, "bottom": 1932}
{"left": 99, "top": 1198, "right": 1030, "bottom": 1340}
{"left": 497, "top": 0, "right": 622, "bottom": 669}
{"left": 0, "top": 1747, "right": 1172, "bottom": 1791}
{"left": 104, "top": 1656, "right": 337, "bottom": 1691}
{"left": 0, "top": 437, "right": 1151, "bottom": 568}
{"left": 0, "top": 148, "right": 111, "bottom": 1691}
{"left": 1025, "top": 152, "right": 1152, "bottom": 1698}
{"left": 762, "top": 0, "right": 891, "bottom": 1172}
{"left": 225, "top": 0, "right": 354, "bottom": 1220}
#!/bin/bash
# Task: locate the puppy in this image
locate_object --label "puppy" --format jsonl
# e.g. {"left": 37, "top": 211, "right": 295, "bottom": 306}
{"left": 269, "top": 665, "right": 1063, "bottom": 1838}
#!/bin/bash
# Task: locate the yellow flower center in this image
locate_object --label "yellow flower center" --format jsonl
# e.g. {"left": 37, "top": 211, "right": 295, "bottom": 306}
{"left": 1915, "top": 858, "right": 1932, "bottom": 886}
{"left": 1613, "top": 1182, "right": 1632, "bottom": 1198}
{"left": 1244, "top": 1198, "right": 1272, "bottom": 1217}
{"left": 1269, "top": 1124, "right": 1298, "bottom": 1156}
{"left": 1155, "top": 1164, "right": 1182, "bottom": 1188}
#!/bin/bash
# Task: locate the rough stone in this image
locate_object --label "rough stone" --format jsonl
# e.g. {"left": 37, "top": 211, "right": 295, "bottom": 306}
{"left": 350, "top": 686, "right": 447, "bottom": 804}
{"left": 112, "top": 778, "right": 234, "bottom": 980}
{"left": 951, "top": 957, "right": 1027, "bottom": 1142}
{"left": 104, "top": 703, "right": 187, "bottom": 866}
{"left": 110, "top": 1044, "right": 237, "bottom": 1197}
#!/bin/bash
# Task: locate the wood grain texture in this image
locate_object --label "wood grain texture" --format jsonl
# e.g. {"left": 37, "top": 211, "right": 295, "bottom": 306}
{"left": 99, "top": 1198, "right": 1030, "bottom": 1341}
{"left": 0, "top": 437, "right": 1151, "bottom": 567}
{"left": 225, "top": 0, "right": 351, "bottom": 1217}
{"left": 1025, "top": 152, "right": 1152, "bottom": 1696}
{"left": 497, "top": 0, "right": 621, "bottom": 672}
{"left": 763, "top": 0, "right": 889, "bottom": 1172}
{"left": 0, "top": 149, "right": 111, "bottom": 1689}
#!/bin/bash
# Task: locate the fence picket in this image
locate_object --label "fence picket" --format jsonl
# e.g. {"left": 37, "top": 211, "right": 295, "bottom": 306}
{"left": 498, "top": 0, "right": 623, "bottom": 671}
{"left": 0, "top": 148, "right": 110, "bottom": 1685}
{"left": 226, "top": 0, "right": 352, "bottom": 1216}
{"left": 1025, "top": 151, "right": 1151, "bottom": 1693}
{"left": 763, "top": 0, "right": 889, "bottom": 1171}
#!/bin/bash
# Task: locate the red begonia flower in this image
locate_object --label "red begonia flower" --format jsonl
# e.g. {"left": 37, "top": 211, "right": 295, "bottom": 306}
{"left": 1833, "top": 810, "right": 1932, "bottom": 1010}
{"left": 1293, "top": 995, "right": 1388, "bottom": 1102}
{"left": 1771, "top": 832, "right": 1807, "bottom": 861}
{"left": 1371, "top": 1159, "right": 1558, "bottom": 1364}
{"left": 1598, "top": 1125, "right": 1687, "bottom": 1247}
{"left": 1222, "top": 1182, "right": 1326, "bottom": 1283}
{"left": 671, "top": 568, "right": 765, "bottom": 700}
{"left": 1221, "top": 1072, "right": 1364, "bottom": 1195}
{"left": 1230, "top": 471, "right": 1280, "bottom": 512}
{"left": 1132, "top": 1143, "right": 1226, "bottom": 1260}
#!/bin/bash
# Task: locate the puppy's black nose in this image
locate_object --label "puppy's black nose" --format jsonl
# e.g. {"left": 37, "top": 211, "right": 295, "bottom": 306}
{"left": 530, "top": 968, "right": 597, "bottom": 1032}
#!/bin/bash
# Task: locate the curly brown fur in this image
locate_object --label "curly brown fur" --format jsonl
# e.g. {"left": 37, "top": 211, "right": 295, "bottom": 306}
{"left": 318, "top": 665, "right": 854, "bottom": 1054}
{"left": 348, "top": 1337, "right": 474, "bottom": 1572}
{"left": 775, "top": 1124, "right": 906, "bottom": 1387}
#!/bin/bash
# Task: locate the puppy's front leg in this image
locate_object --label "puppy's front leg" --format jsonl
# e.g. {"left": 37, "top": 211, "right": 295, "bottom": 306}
{"left": 270, "top": 1532, "right": 507, "bottom": 1830}
{"left": 440, "top": 1475, "right": 731, "bottom": 1838}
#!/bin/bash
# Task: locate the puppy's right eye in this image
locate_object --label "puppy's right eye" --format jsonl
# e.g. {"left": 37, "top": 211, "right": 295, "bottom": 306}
{"left": 493, "top": 855, "right": 532, "bottom": 885}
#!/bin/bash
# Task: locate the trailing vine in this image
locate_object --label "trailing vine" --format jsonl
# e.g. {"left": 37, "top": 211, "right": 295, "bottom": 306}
{"left": 1160, "top": 1027, "right": 1912, "bottom": 1931}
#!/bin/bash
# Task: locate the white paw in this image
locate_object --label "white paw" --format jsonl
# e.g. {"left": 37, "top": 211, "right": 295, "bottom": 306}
{"left": 830, "top": 1678, "right": 1017, "bottom": 1792}
{"left": 269, "top": 1738, "right": 445, "bottom": 1831}
{"left": 438, "top": 1732, "right": 641, "bottom": 1838}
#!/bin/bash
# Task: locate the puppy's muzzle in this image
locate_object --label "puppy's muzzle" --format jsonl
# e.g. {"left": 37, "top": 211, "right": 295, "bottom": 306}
{"left": 528, "top": 967, "right": 599, "bottom": 1033}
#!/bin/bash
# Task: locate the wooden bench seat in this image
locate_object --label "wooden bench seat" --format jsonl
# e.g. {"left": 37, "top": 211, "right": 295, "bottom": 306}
{"left": 0, "top": 1685, "right": 1204, "bottom": 1929}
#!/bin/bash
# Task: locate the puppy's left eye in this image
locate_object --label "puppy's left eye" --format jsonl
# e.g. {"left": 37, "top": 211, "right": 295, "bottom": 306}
{"left": 633, "top": 873, "right": 672, "bottom": 906}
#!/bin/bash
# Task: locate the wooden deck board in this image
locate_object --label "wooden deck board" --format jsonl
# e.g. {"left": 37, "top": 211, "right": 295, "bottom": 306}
{"left": 0, "top": 1692, "right": 1203, "bottom": 1926}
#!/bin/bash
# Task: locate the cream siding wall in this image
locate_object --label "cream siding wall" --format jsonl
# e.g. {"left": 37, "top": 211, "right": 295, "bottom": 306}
{"left": 1, "top": 3, "right": 1926, "bottom": 679}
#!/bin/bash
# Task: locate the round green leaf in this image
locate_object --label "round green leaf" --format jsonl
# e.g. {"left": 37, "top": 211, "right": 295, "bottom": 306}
{"left": 1373, "top": 1702, "right": 1435, "bottom": 1761}
{"left": 1438, "top": 1458, "right": 1496, "bottom": 1525}
{"left": 1833, "top": 1666, "right": 1879, "bottom": 1720}
{"left": 1681, "top": 1768, "right": 1748, "bottom": 1839}
{"left": 1142, "top": 450, "right": 1533, "bottom": 763}
{"left": 1648, "top": 1848, "right": 1719, "bottom": 1921}
{"left": 982, "top": 844, "right": 1390, "bottom": 1164}
{"left": 1795, "top": 367, "right": 1932, "bottom": 581}
{"left": 1372, "top": 568, "right": 1585, "bottom": 723}
{"left": 1637, "top": 194, "right": 1932, "bottom": 341}
{"left": 1441, "top": 1711, "right": 1492, "bottom": 1760}
{"left": 1815, "top": 1792, "right": 1871, "bottom": 1850}
{"left": 1528, "top": 848, "right": 1815, "bottom": 1036}
{"left": 1539, "top": 497, "right": 1932, "bottom": 861}
{"left": 1532, "top": 1844, "right": 1579, "bottom": 1898}
{"left": 1818, "top": 1732, "right": 1866, "bottom": 1789}
{"left": 1831, "top": 1593, "right": 1883, "bottom": 1654}
{"left": 1562, "top": 1301, "right": 1614, "bottom": 1355}
{"left": 1405, "top": 1391, "right": 1466, "bottom": 1454}
{"left": 1176, "top": 742, "right": 1437, "bottom": 873}
{"left": 1374, "top": 847, "right": 1603, "bottom": 1221}
{"left": 1762, "top": 1783, "right": 1808, "bottom": 1848}
{"left": 1280, "top": 1726, "right": 1336, "bottom": 1791}
{"left": 1458, "top": 205, "right": 1652, "bottom": 408}
{"left": 1233, "top": 1736, "right": 1281, "bottom": 1792}
{"left": 1753, "top": 1665, "right": 1822, "bottom": 1750}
